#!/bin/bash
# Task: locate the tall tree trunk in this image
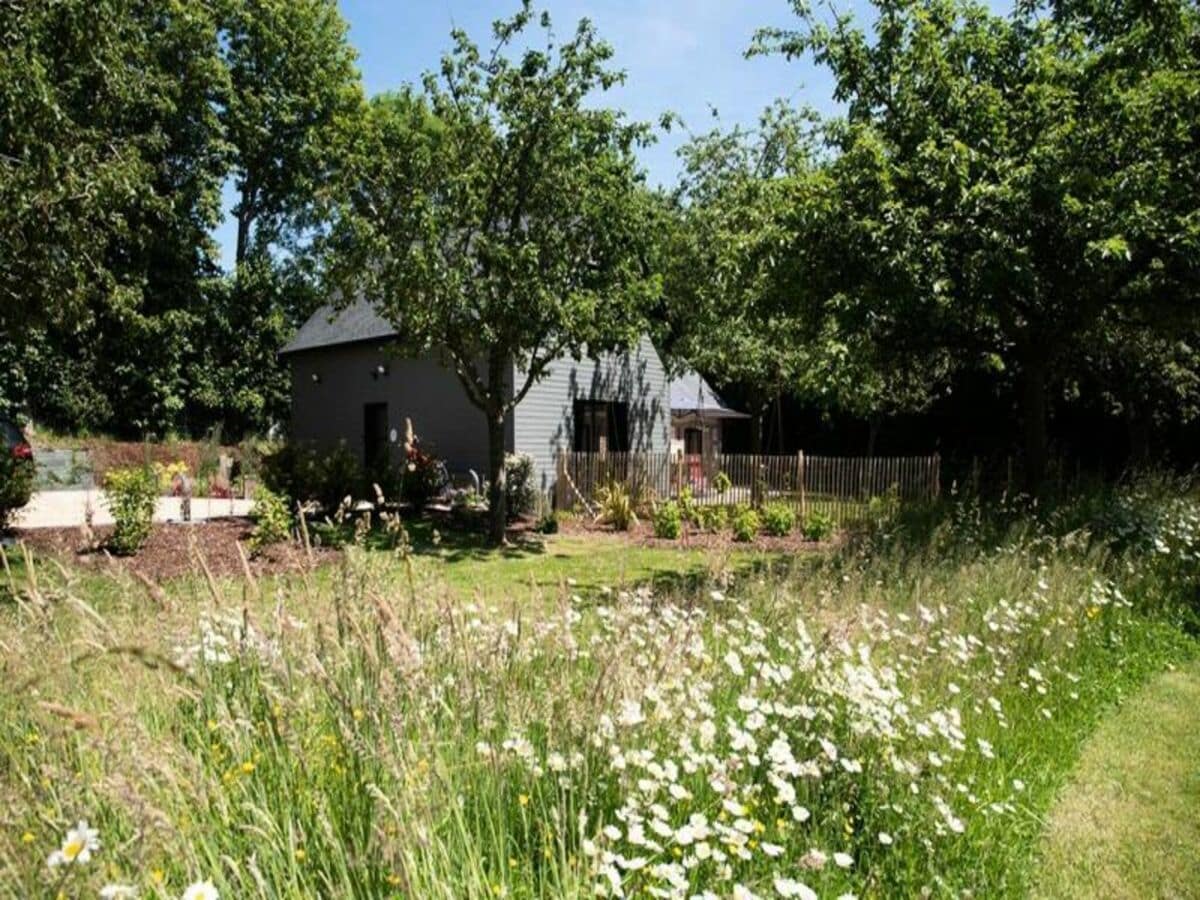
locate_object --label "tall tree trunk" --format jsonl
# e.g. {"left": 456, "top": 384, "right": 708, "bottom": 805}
{"left": 1020, "top": 355, "right": 1050, "bottom": 493}
{"left": 748, "top": 392, "right": 768, "bottom": 456}
{"left": 1127, "top": 408, "right": 1150, "bottom": 467}
{"left": 866, "top": 413, "right": 881, "bottom": 458}
{"left": 235, "top": 208, "right": 252, "bottom": 271}
{"left": 486, "top": 406, "right": 507, "bottom": 545}
{"left": 749, "top": 410, "right": 763, "bottom": 456}
{"left": 484, "top": 348, "right": 509, "bottom": 546}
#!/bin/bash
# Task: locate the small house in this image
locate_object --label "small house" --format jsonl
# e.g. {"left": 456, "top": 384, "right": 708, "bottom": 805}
{"left": 669, "top": 369, "right": 747, "bottom": 458}
{"left": 281, "top": 300, "right": 672, "bottom": 493}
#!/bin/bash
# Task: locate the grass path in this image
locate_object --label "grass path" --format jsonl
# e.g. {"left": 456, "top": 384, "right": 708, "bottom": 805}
{"left": 1034, "top": 660, "right": 1200, "bottom": 900}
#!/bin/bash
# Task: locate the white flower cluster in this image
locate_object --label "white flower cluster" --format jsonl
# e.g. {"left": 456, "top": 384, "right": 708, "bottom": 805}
{"left": 425, "top": 571, "right": 1107, "bottom": 899}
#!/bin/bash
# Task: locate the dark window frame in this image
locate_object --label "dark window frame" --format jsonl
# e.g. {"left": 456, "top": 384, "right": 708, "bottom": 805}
{"left": 573, "top": 400, "right": 629, "bottom": 452}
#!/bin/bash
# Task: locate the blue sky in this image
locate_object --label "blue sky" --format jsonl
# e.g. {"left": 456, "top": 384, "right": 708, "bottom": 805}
{"left": 213, "top": 0, "right": 868, "bottom": 269}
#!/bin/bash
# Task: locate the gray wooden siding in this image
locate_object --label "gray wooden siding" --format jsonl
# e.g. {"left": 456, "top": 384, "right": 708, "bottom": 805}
{"left": 287, "top": 335, "right": 669, "bottom": 495}
{"left": 289, "top": 342, "right": 494, "bottom": 477}
{"left": 512, "top": 335, "right": 671, "bottom": 492}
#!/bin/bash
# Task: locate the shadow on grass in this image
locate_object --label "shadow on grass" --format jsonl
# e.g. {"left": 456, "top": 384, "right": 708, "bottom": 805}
{"left": 309, "top": 513, "right": 549, "bottom": 560}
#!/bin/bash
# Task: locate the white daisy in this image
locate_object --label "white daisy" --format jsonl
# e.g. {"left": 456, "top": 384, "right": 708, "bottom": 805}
{"left": 774, "top": 878, "right": 817, "bottom": 899}
{"left": 181, "top": 881, "right": 219, "bottom": 900}
{"left": 47, "top": 820, "right": 100, "bottom": 868}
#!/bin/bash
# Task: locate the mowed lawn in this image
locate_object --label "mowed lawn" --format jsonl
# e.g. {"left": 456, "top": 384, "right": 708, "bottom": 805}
{"left": 3, "top": 522, "right": 799, "bottom": 613}
{"left": 1034, "top": 661, "right": 1200, "bottom": 900}
{"left": 402, "top": 526, "right": 795, "bottom": 603}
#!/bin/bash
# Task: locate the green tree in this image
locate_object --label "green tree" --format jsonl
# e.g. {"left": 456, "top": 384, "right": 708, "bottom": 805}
{"left": 0, "top": 0, "right": 361, "bottom": 437}
{"left": 218, "top": 0, "right": 363, "bottom": 267}
{"left": 214, "top": 0, "right": 363, "bottom": 435}
{"left": 665, "top": 105, "right": 815, "bottom": 452}
{"left": 0, "top": 0, "right": 224, "bottom": 341}
{"left": 667, "top": 104, "right": 947, "bottom": 452}
{"left": 756, "top": 0, "right": 1200, "bottom": 486}
{"left": 324, "top": 4, "right": 661, "bottom": 543}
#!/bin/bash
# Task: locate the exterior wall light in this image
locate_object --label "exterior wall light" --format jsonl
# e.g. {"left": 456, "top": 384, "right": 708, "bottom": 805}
{"left": 373, "top": 363, "right": 389, "bottom": 379}
{"left": 311, "top": 373, "right": 321, "bottom": 384}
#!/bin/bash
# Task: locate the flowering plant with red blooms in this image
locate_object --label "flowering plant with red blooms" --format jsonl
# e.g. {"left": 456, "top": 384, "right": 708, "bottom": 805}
{"left": 402, "top": 440, "right": 448, "bottom": 510}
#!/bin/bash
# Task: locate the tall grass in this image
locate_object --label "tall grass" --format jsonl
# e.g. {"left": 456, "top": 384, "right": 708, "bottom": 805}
{"left": 0, "top": 477, "right": 1197, "bottom": 899}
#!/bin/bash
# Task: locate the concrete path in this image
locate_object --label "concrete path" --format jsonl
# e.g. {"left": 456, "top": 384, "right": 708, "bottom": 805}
{"left": 13, "top": 489, "right": 253, "bottom": 530}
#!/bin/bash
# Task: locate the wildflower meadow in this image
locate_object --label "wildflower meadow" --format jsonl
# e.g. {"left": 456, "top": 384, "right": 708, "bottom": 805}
{"left": 1, "top": 477, "right": 1198, "bottom": 899}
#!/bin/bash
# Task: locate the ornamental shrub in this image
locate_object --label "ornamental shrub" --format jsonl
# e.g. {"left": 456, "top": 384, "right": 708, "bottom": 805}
{"left": 653, "top": 501, "right": 683, "bottom": 539}
{"left": 0, "top": 453, "right": 34, "bottom": 531}
{"left": 249, "top": 485, "right": 292, "bottom": 555}
{"left": 103, "top": 466, "right": 159, "bottom": 555}
{"left": 595, "top": 481, "right": 637, "bottom": 531}
{"left": 712, "top": 471, "right": 732, "bottom": 495}
{"left": 731, "top": 505, "right": 760, "bottom": 542}
{"left": 401, "top": 440, "right": 449, "bottom": 510}
{"left": 262, "top": 442, "right": 364, "bottom": 513}
{"left": 696, "top": 503, "right": 730, "bottom": 533}
{"left": 803, "top": 509, "right": 835, "bottom": 542}
{"left": 505, "top": 453, "right": 537, "bottom": 520}
{"left": 677, "top": 485, "right": 699, "bottom": 525}
{"left": 533, "top": 512, "right": 559, "bottom": 534}
{"left": 761, "top": 501, "right": 796, "bottom": 537}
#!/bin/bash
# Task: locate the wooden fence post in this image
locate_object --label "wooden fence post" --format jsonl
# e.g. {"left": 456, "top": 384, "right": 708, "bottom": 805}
{"left": 797, "top": 450, "right": 806, "bottom": 519}
{"left": 933, "top": 452, "right": 942, "bottom": 499}
{"left": 554, "top": 449, "right": 566, "bottom": 510}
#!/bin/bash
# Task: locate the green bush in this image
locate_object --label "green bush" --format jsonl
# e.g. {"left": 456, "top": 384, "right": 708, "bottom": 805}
{"left": 712, "top": 471, "right": 732, "bottom": 495}
{"left": 248, "top": 485, "right": 292, "bottom": 555}
{"left": 595, "top": 481, "right": 637, "bottom": 531}
{"left": 262, "top": 442, "right": 363, "bottom": 513}
{"left": 401, "top": 441, "right": 448, "bottom": 510}
{"left": 803, "top": 509, "right": 835, "bottom": 541}
{"left": 653, "top": 501, "right": 683, "bottom": 539}
{"left": 505, "top": 453, "right": 537, "bottom": 520}
{"left": 761, "top": 501, "right": 796, "bottom": 536}
{"left": 103, "top": 466, "right": 159, "bottom": 555}
{"left": 731, "top": 505, "right": 760, "bottom": 542}
{"left": 696, "top": 503, "right": 730, "bottom": 532}
{"left": 0, "top": 455, "right": 34, "bottom": 530}
{"left": 533, "top": 512, "right": 559, "bottom": 534}
{"left": 678, "top": 485, "right": 698, "bottom": 525}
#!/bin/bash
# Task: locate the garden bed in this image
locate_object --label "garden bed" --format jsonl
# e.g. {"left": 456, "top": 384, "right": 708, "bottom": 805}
{"left": 558, "top": 515, "right": 835, "bottom": 552}
{"left": 14, "top": 518, "right": 337, "bottom": 581}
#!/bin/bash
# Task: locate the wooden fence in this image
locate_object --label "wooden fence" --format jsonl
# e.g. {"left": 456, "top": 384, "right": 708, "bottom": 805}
{"left": 554, "top": 450, "right": 940, "bottom": 528}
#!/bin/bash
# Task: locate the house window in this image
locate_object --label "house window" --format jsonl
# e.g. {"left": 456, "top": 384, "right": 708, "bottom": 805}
{"left": 683, "top": 427, "right": 703, "bottom": 455}
{"left": 574, "top": 400, "right": 629, "bottom": 452}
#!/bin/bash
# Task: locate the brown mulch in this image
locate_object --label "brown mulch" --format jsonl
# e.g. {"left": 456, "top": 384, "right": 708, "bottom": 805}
{"left": 14, "top": 518, "right": 339, "bottom": 581}
{"left": 557, "top": 516, "right": 833, "bottom": 553}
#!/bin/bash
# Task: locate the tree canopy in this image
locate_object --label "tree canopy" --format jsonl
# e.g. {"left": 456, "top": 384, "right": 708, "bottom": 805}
{"left": 323, "top": 3, "right": 662, "bottom": 541}
{"left": 0, "top": 0, "right": 361, "bottom": 437}
{"left": 753, "top": 0, "right": 1200, "bottom": 483}
{"left": 665, "top": 101, "right": 952, "bottom": 452}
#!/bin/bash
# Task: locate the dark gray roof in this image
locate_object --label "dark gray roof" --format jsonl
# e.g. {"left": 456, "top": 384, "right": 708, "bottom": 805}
{"left": 669, "top": 370, "right": 748, "bottom": 419}
{"left": 281, "top": 299, "right": 398, "bottom": 355}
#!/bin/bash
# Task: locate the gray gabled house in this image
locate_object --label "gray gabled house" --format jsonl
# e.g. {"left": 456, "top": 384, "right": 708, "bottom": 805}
{"left": 280, "top": 299, "right": 671, "bottom": 492}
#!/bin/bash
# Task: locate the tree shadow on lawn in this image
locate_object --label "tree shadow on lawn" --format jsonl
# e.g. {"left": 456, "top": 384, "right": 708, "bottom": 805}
{"left": 321, "top": 512, "right": 807, "bottom": 605}
{"left": 403, "top": 517, "right": 549, "bottom": 563}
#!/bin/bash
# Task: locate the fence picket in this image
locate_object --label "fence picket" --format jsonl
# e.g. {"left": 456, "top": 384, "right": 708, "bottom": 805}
{"left": 556, "top": 449, "right": 940, "bottom": 529}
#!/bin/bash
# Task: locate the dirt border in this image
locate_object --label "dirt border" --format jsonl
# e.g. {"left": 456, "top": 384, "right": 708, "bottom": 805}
{"left": 13, "top": 517, "right": 338, "bottom": 581}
